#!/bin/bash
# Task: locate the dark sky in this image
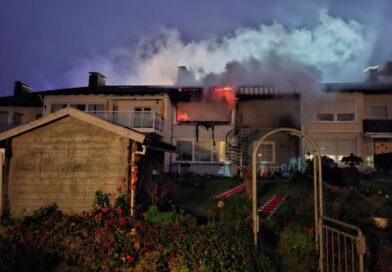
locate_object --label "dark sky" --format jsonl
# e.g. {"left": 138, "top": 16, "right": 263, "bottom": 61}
{"left": 0, "top": 0, "right": 391, "bottom": 95}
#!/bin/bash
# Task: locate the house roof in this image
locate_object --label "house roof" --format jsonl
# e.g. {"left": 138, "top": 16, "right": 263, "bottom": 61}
{"left": 0, "top": 107, "right": 146, "bottom": 143}
{"left": 36, "top": 85, "right": 179, "bottom": 97}
{"left": 0, "top": 94, "right": 42, "bottom": 107}
{"left": 322, "top": 83, "right": 392, "bottom": 94}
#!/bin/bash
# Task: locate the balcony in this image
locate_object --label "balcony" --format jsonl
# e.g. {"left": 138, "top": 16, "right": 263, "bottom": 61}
{"left": 363, "top": 119, "right": 392, "bottom": 133}
{"left": 87, "top": 111, "right": 165, "bottom": 135}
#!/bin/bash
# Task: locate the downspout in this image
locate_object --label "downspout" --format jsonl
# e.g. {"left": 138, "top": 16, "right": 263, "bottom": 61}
{"left": 129, "top": 141, "right": 146, "bottom": 217}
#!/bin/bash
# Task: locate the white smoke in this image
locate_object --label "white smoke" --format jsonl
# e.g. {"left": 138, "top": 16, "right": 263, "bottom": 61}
{"left": 66, "top": 10, "right": 374, "bottom": 86}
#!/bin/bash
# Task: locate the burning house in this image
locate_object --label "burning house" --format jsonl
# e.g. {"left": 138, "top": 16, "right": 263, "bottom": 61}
{"left": 171, "top": 86, "right": 236, "bottom": 176}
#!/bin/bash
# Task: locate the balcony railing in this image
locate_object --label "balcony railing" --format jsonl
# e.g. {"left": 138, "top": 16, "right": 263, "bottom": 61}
{"left": 86, "top": 111, "right": 165, "bottom": 133}
{"left": 363, "top": 119, "right": 392, "bottom": 133}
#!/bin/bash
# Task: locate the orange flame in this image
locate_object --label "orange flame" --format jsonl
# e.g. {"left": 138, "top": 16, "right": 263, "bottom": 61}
{"left": 176, "top": 111, "right": 189, "bottom": 122}
{"left": 211, "top": 86, "right": 236, "bottom": 107}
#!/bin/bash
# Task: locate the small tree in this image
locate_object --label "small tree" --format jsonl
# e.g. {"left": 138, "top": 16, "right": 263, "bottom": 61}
{"left": 341, "top": 153, "right": 363, "bottom": 187}
{"left": 341, "top": 153, "right": 363, "bottom": 168}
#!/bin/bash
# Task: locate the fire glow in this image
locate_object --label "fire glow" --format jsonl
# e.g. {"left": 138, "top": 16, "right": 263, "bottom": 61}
{"left": 176, "top": 86, "right": 236, "bottom": 123}
{"left": 176, "top": 111, "right": 189, "bottom": 122}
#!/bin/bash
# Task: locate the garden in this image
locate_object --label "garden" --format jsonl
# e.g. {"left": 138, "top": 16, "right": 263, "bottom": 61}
{"left": 1, "top": 158, "right": 392, "bottom": 271}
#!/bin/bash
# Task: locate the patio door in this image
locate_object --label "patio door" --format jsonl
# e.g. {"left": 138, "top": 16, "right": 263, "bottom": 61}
{"left": 134, "top": 107, "right": 151, "bottom": 128}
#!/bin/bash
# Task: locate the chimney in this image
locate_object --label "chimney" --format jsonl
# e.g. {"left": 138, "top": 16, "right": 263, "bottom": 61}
{"left": 176, "top": 66, "right": 194, "bottom": 86}
{"left": 88, "top": 72, "right": 106, "bottom": 89}
{"left": 363, "top": 67, "right": 379, "bottom": 83}
{"left": 14, "top": 81, "right": 33, "bottom": 96}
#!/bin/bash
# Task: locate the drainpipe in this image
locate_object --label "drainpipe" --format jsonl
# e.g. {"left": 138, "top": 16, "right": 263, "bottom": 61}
{"left": 129, "top": 142, "right": 146, "bottom": 216}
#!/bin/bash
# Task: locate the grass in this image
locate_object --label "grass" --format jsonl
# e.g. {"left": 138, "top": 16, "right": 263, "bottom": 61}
{"left": 172, "top": 176, "right": 313, "bottom": 217}
{"left": 360, "top": 175, "right": 392, "bottom": 196}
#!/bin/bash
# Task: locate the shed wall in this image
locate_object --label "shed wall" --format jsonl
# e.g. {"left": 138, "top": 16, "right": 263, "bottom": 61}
{"left": 8, "top": 116, "right": 129, "bottom": 216}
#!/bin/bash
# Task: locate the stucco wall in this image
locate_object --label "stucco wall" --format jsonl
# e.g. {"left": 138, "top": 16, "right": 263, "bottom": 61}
{"left": 7, "top": 116, "right": 129, "bottom": 216}
{"left": 238, "top": 98, "right": 300, "bottom": 128}
{"left": 364, "top": 94, "right": 392, "bottom": 118}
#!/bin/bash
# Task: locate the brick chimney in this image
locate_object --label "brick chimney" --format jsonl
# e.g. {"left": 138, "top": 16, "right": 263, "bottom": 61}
{"left": 88, "top": 72, "right": 106, "bottom": 89}
{"left": 14, "top": 81, "right": 33, "bottom": 96}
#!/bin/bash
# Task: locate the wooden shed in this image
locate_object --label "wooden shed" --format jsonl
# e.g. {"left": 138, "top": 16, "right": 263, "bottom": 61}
{"left": 0, "top": 107, "right": 174, "bottom": 217}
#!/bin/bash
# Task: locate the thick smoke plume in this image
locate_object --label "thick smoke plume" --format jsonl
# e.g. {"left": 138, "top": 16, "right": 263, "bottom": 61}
{"left": 67, "top": 10, "right": 372, "bottom": 86}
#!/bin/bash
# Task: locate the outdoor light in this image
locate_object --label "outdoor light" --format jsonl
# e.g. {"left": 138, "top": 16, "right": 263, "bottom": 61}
{"left": 305, "top": 152, "right": 313, "bottom": 160}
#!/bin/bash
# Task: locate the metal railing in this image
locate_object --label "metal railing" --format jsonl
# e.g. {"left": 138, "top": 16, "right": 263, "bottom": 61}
{"left": 321, "top": 216, "right": 366, "bottom": 272}
{"left": 86, "top": 111, "right": 165, "bottom": 132}
{"left": 363, "top": 119, "right": 392, "bottom": 133}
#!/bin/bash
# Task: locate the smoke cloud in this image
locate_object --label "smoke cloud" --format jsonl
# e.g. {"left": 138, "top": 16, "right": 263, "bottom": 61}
{"left": 66, "top": 10, "right": 373, "bottom": 86}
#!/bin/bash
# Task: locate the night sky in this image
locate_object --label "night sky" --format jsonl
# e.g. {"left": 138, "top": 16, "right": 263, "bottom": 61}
{"left": 1, "top": 0, "right": 392, "bottom": 95}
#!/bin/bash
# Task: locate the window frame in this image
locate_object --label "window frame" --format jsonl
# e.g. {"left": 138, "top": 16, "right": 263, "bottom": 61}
{"left": 370, "top": 104, "right": 389, "bottom": 120}
{"left": 254, "top": 141, "right": 275, "bottom": 164}
{"left": 174, "top": 139, "right": 225, "bottom": 163}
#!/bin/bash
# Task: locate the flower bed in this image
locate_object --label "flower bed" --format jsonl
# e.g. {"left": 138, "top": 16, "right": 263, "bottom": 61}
{"left": 0, "top": 203, "right": 273, "bottom": 271}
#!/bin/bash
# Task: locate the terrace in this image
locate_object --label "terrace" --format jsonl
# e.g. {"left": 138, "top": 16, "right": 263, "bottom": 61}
{"left": 87, "top": 111, "right": 165, "bottom": 135}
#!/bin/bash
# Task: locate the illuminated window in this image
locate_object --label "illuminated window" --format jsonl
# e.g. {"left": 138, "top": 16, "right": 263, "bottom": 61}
{"left": 256, "top": 142, "right": 275, "bottom": 164}
{"left": 176, "top": 141, "right": 193, "bottom": 161}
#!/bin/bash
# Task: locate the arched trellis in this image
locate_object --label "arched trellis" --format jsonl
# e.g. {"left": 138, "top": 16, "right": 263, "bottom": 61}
{"left": 251, "top": 128, "right": 324, "bottom": 254}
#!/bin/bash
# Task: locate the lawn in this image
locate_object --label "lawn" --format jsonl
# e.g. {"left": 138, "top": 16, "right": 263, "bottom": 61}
{"left": 360, "top": 175, "right": 392, "bottom": 196}
{"left": 172, "top": 175, "right": 313, "bottom": 218}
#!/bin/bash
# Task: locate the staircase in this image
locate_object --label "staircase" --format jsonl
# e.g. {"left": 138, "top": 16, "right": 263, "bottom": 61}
{"left": 225, "top": 127, "right": 269, "bottom": 166}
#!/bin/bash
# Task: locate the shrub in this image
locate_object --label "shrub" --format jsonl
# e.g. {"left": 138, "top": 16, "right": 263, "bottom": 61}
{"left": 278, "top": 224, "right": 318, "bottom": 272}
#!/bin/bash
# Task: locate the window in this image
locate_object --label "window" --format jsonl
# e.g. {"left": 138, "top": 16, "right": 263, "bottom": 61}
{"left": 134, "top": 107, "right": 152, "bottom": 128}
{"left": 314, "top": 100, "right": 356, "bottom": 122}
{"left": 256, "top": 142, "right": 275, "bottom": 164}
{"left": 337, "top": 113, "right": 355, "bottom": 121}
{"left": 371, "top": 105, "right": 389, "bottom": 119}
{"left": 70, "top": 104, "right": 86, "bottom": 111}
{"left": 88, "top": 104, "right": 104, "bottom": 112}
{"left": 51, "top": 104, "right": 67, "bottom": 112}
{"left": 0, "top": 112, "right": 8, "bottom": 124}
{"left": 314, "top": 139, "right": 356, "bottom": 162}
{"left": 175, "top": 140, "right": 226, "bottom": 162}
{"left": 317, "top": 114, "right": 334, "bottom": 121}
{"left": 14, "top": 113, "right": 23, "bottom": 125}
{"left": 194, "top": 141, "right": 212, "bottom": 162}
{"left": 176, "top": 141, "right": 192, "bottom": 161}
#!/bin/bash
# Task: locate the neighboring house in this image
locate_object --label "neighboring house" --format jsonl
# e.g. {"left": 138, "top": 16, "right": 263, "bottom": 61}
{"left": 37, "top": 72, "right": 177, "bottom": 172}
{"left": 1, "top": 63, "right": 392, "bottom": 178}
{"left": 0, "top": 81, "right": 42, "bottom": 132}
{"left": 0, "top": 107, "right": 175, "bottom": 216}
{"left": 301, "top": 85, "right": 365, "bottom": 165}
{"left": 360, "top": 84, "right": 392, "bottom": 169}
